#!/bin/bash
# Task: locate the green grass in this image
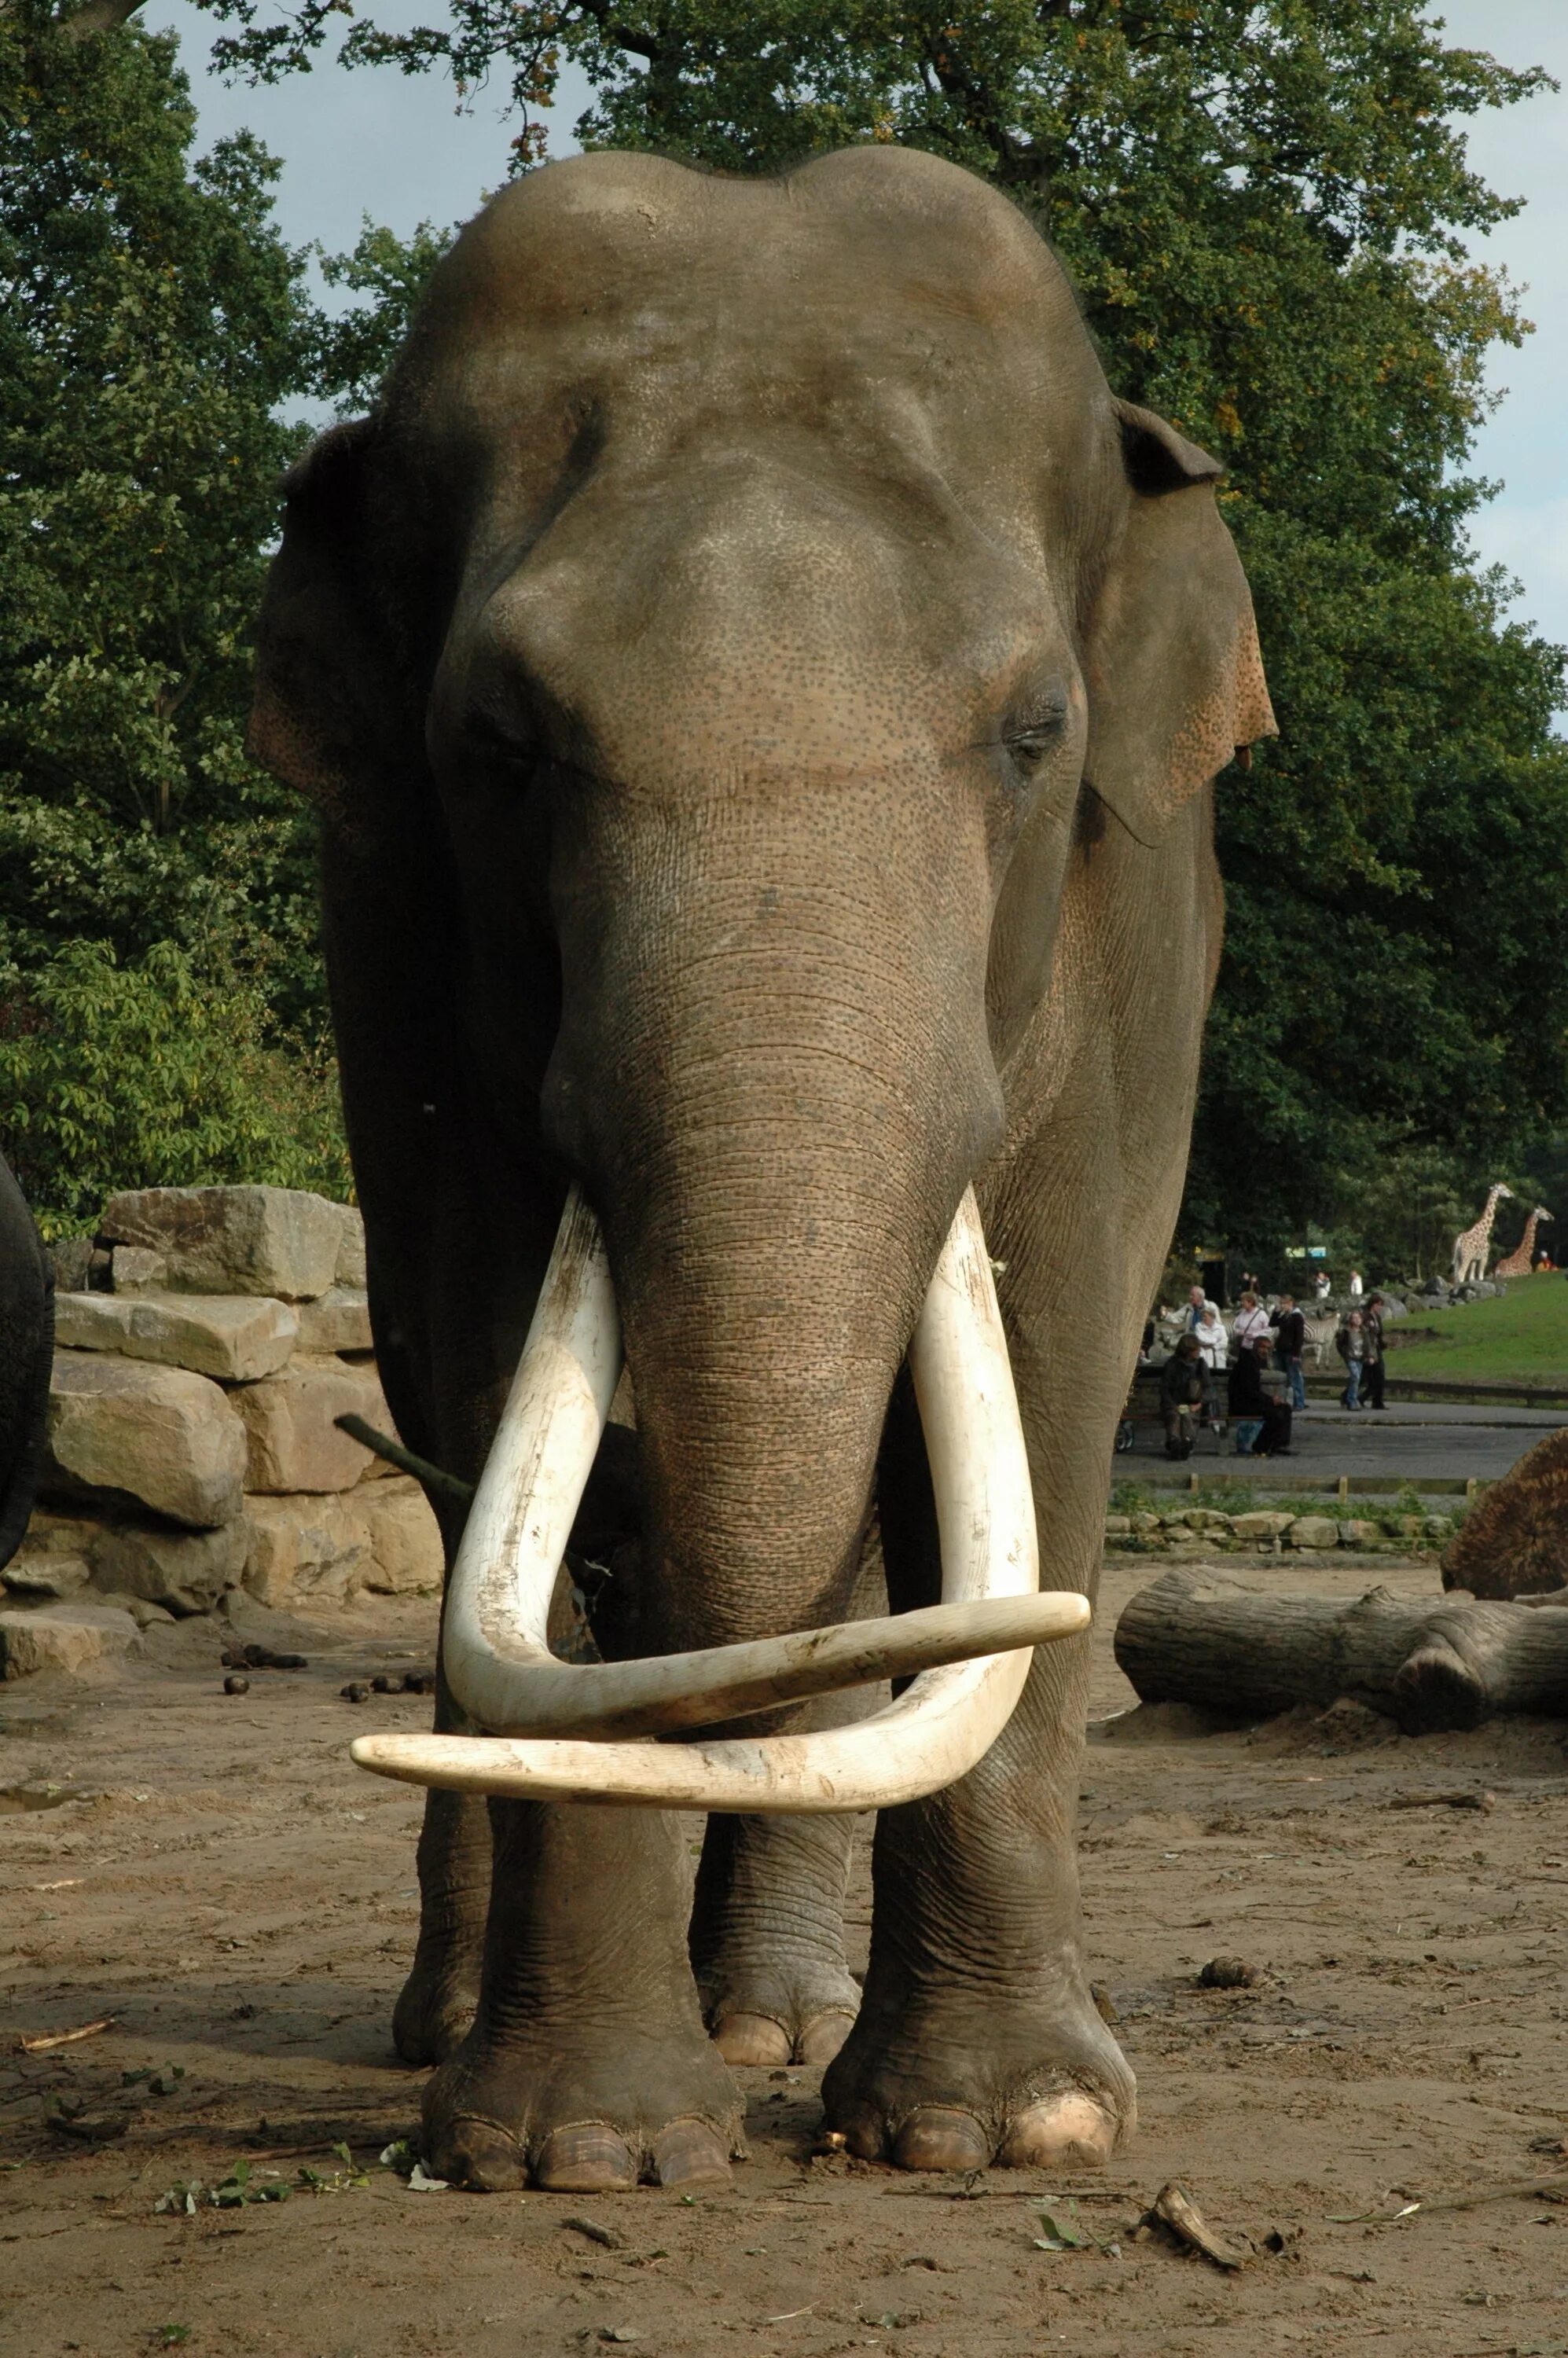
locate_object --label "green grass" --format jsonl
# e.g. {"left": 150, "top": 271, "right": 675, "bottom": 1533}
{"left": 1388, "top": 1277, "right": 1568, "bottom": 1386}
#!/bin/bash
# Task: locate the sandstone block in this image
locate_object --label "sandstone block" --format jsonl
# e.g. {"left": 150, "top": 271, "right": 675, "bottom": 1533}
{"left": 296, "top": 1286, "right": 373, "bottom": 1355}
{"left": 1103, "top": 1515, "right": 1132, "bottom": 1539}
{"left": 334, "top": 1205, "right": 367, "bottom": 1289}
{"left": 1231, "top": 1511, "right": 1295, "bottom": 1540}
{"left": 1338, "top": 1519, "right": 1383, "bottom": 1549}
{"left": 47, "top": 1351, "right": 246, "bottom": 1528}
{"left": 56, "top": 1290, "right": 297, "bottom": 1383}
{"left": 1183, "top": 1509, "right": 1233, "bottom": 1532}
{"left": 0, "top": 1603, "right": 141, "bottom": 1679}
{"left": 90, "top": 1518, "right": 248, "bottom": 1615}
{"left": 48, "top": 1236, "right": 94, "bottom": 1292}
{"left": 233, "top": 1356, "right": 392, "bottom": 1493}
{"left": 359, "top": 1477, "right": 443, "bottom": 1594}
{"left": 3, "top": 1553, "right": 92, "bottom": 1600}
{"left": 1287, "top": 1515, "right": 1340, "bottom": 1550}
{"left": 98, "top": 1185, "right": 346, "bottom": 1300}
{"left": 111, "top": 1245, "right": 168, "bottom": 1294}
{"left": 242, "top": 1493, "right": 370, "bottom": 1607}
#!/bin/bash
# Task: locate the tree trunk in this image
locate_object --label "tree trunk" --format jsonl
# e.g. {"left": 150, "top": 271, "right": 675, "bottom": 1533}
{"left": 1113, "top": 1566, "right": 1568, "bottom": 1734}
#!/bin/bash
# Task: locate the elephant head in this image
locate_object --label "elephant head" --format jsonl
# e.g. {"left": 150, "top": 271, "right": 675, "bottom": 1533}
{"left": 250, "top": 147, "right": 1272, "bottom": 1813}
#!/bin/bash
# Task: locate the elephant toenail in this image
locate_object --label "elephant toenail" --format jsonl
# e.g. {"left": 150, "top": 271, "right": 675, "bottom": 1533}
{"left": 1000, "top": 2092, "right": 1119, "bottom": 2169}
{"left": 432, "top": 2115, "right": 527, "bottom": 2192}
{"left": 652, "top": 2117, "right": 734, "bottom": 2187}
{"left": 891, "top": 2107, "right": 991, "bottom": 2173}
{"left": 795, "top": 2009, "right": 857, "bottom": 2066}
{"left": 711, "top": 2012, "right": 793, "bottom": 2068}
{"left": 534, "top": 2122, "right": 638, "bottom": 2192}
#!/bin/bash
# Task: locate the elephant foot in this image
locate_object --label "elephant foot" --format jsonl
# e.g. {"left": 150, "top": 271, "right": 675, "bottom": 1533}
{"left": 391, "top": 1909, "right": 487, "bottom": 2067}
{"left": 821, "top": 1987, "right": 1134, "bottom": 2173}
{"left": 423, "top": 2017, "right": 747, "bottom": 2192}
{"left": 704, "top": 1962, "right": 861, "bottom": 2068}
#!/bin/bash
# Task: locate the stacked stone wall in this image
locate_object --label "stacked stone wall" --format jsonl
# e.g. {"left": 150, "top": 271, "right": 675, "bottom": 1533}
{"left": 2, "top": 1186, "right": 442, "bottom": 1673}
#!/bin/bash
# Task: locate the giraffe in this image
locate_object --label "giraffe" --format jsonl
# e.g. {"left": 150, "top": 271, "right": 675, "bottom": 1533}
{"left": 1493, "top": 1205, "right": 1553, "bottom": 1280}
{"left": 1452, "top": 1183, "right": 1514, "bottom": 1285}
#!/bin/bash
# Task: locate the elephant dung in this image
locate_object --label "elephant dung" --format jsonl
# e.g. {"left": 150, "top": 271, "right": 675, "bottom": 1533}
{"left": 358, "top": 1478, "right": 442, "bottom": 1594}
{"left": 232, "top": 1355, "right": 393, "bottom": 1493}
{"left": 54, "top": 1289, "right": 299, "bottom": 1383}
{"left": 241, "top": 1494, "right": 371, "bottom": 1606}
{"left": 46, "top": 1350, "right": 247, "bottom": 1528}
{"left": 1286, "top": 1516, "right": 1341, "bottom": 1550}
{"left": 296, "top": 1285, "right": 373, "bottom": 1355}
{"left": 0, "top": 1603, "right": 141, "bottom": 1680}
{"left": 90, "top": 1517, "right": 248, "bottom": 1616}
{"left": 98, "top": 1185, "right": 349, "bottom": 1301}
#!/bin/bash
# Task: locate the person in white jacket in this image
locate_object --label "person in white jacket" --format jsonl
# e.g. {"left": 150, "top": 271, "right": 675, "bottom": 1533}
{"left": 1193, "top": 1302, "right": 1228, "bottom": 1369}
{"left": 1232, "top": 1289, "right": 1271, "bottom": 1351}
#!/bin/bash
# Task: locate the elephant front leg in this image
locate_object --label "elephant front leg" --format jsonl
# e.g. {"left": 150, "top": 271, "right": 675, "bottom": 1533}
{"left": 821, "top": 1635, "right": 1135, "bottom": 2171}
{"left": 391, "top": 1784, "right": 490, "bottom": 2066}
{"left": 424, "top": 1798, "right": 745, "bottom": 2192}
{"left": 691, "top": 1809, "right": 861, "bottom": 2067}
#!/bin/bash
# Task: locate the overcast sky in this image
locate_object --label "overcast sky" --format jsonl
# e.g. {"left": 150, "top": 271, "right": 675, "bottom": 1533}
{"left": 144, "top": 0, "right": 1568, "bottom": 672}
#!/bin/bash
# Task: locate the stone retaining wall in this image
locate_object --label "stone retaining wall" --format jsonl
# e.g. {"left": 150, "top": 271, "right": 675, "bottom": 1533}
{"left": 2, "top": 1185, "right": 442, "bottom": 1674}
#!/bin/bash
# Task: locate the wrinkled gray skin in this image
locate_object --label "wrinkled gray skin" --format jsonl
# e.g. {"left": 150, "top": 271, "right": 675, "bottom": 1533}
{"left": 0, "top": 1151, "right": 53, "bottom": 1574}
{"left": 251, "top": 146, "right": 1273, "bottom": 2193}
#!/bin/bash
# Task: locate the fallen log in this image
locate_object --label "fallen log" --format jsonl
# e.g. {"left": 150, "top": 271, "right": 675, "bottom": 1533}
{"left": 1113, "top": 1566, "right": 1568, "bottom": 1733}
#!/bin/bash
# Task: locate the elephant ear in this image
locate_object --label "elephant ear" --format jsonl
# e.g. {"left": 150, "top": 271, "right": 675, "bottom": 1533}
{"left": 249, "top": 418, "right": 414, "bottom": 826}
{"left": 1081, "top": 398, "right": 1276, "bottom": 843}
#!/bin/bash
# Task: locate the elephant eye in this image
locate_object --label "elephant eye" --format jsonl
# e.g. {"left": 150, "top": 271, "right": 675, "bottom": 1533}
{"left": 1002, "top": 705, "right": 1067, "bottom": 769}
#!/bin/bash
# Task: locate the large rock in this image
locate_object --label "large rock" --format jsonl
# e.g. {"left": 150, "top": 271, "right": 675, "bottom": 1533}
{"left": 2, "top": 1510, "right": 99, "bottom": 1602}
{"left": 241, "top": 1493, "right": 370, "bottom": 1606}
{"left": 1231, "top": 1511, "right": 1295, "bottom": 1541}
{"left": 111, "top": 1246, "right": 168, "bottom": 1295}
{"left": 296, "top": 1286, "right": 373, "bottom": 1355}
{"left": 90, "top": 1518, "right": 248, "bottom": 1615}
{"left": 1443, "top": 1431, "right": 1568, "bottom": 1600}
{"left": 47, "top": 1351, "right": 246, "bottom": 1528}
{"left": 0, "top": 1603, "right": 141, "bottom": 1679}
{"left": 334, "top": 1206, "right": 366, "bottom": 1290}
{"left": 55, "top": 1290, "right": 298, "bottom": 1383}
{"left": 1287, "top": 1515, "right": 1340, "bottom": 1550}
{"left": 98, "top": 1185, "right": 346, "bottom": 1300}
{"left": 232, "top": 1356, "right": 392, "bottom": 1493}
{"left": 359, "top": 1478, "right": 442, "bottom": 1594}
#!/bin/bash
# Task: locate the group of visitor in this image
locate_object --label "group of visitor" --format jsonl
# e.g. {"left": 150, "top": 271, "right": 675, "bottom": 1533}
{"left": 1150, "top": 1280, "right": 1391, "bottom": 1458}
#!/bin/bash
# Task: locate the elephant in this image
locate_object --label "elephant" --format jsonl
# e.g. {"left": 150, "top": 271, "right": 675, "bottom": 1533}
{"left": 0, "top": 1150, "right": 53, "bottom": 1574}
{"left": 249, "top": 144, "right": 1274, "bottom": 2194}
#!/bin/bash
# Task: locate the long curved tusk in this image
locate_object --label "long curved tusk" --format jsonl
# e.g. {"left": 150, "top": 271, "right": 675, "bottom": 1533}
{"left": 351, "top": 1185, "right": 1083, "bottom": 1813}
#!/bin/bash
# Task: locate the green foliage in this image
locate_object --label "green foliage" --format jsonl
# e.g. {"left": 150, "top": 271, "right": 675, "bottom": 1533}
{"left": 0, "top": 0, "right": 362, "bottom": 1218}
{"left": 0, "top": 940, "right": 350, "bottom": 1237}
{"left": 310, "top": 217, "right": 455, "bottom": 416}
{"left": 189, "top": 0, "right": 1568, "bottom": 1270}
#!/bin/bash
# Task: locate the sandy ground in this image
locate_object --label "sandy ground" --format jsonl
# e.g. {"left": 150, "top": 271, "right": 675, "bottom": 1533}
{"left": 5, "top": 1558, "right": 1568, "bottom": 2358}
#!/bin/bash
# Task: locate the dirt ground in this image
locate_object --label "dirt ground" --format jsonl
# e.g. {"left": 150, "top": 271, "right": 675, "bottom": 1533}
{"left": 6, "top": 1555, "right": 1568, "bottom": 2358}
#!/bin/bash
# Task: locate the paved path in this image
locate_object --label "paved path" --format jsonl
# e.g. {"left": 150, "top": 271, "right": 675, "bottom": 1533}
{"left": 1119, "top": 1398, "right": 1563, "bottom": 1487}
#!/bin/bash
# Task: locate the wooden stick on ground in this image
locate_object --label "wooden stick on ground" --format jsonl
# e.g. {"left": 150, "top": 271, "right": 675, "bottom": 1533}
{"left": 17, "top": 2015, "right": 118, "bottom": 2054}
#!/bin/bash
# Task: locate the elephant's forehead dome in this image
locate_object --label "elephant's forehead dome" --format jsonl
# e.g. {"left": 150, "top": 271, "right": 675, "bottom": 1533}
{"left": 402, "top": 146, "right": 1085, "bottom": 396}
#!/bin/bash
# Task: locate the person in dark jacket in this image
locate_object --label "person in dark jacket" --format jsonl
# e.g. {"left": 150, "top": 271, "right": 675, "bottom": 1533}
{"left": 1160, "top": 1334, "right": 1206, "bottom": 1457}
{"left": 1270, "top": 1292, "right": 1307, "bottom": 1412}
{"left": 1228, "top": 1335, "right": 1293, "bottom": 1456}
{"left": 1361, "top": 1293, "right": 1387, "bottom": 1409}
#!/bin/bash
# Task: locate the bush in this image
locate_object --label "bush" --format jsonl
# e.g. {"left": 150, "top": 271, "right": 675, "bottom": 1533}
{"left": 0, "top": 939, "right": 351, "bottom": 1237}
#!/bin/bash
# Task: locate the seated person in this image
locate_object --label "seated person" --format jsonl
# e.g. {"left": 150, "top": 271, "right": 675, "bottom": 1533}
{"left": 1228, "top": 1335, "right": 1294, "bottom": 1456}
{"left": 1159, "top": 1333, "right": 1206, "bottom": 1458}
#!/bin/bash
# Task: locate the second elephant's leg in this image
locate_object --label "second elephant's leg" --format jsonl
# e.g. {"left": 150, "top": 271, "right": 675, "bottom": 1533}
{"left": 691, "top": 1806, "right": 861, "bottom": 2067}
{"left": 424, "top": 1797, "right": 744, "bottom": 2192}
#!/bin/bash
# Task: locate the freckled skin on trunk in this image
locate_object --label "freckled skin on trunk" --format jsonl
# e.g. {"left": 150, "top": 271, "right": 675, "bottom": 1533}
{"left": 252, "top": 142, "right": 1270, "bottom": 2185}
